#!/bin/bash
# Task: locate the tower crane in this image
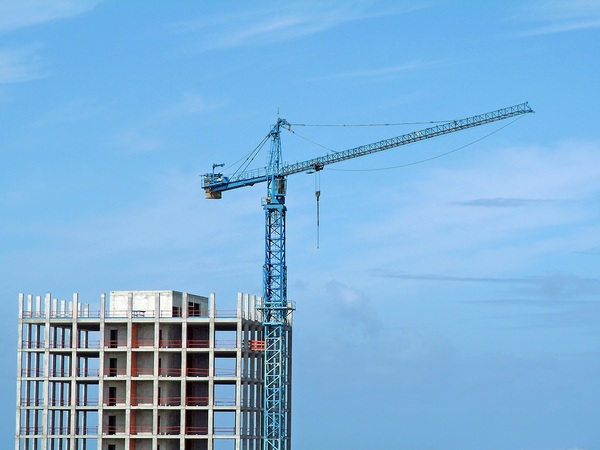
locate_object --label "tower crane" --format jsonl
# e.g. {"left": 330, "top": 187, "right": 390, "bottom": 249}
{"left": 202, "top": 102, "right": 534, "bottom": 450}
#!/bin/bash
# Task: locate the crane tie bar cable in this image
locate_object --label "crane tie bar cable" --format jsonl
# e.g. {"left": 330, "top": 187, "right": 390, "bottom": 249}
{"left": 289, "top": 120, "right": 454, "bottom": 127}
{"left": 327, "top": 115, "right": 525, "bottom": 172}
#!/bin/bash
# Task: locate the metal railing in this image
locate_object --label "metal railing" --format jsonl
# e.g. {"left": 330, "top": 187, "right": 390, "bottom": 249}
{"left": 158, "top": 396, "right": 181, "bottom": 406}
{"left": 103, "top": 425, "right": 126, "bottom": 435}
{"left": 158, "top": 425, "right": 180, "bottom": 435}
{"left": 158, "top": 367, "right": 181, "bottom": 377}
{"left": 132, "top": 367, "right": 154, "bottom": 376}
{"left": 20, "top": 398, "right": 45, "bottom": 406}
{"left": 104, "top": 396, "right": 126, "bottom": 406}
{"left": 20, "top": 368, "right": 44, "bottom": 377}
{"left": 186, "top": 368, "right": 209, "bottom": 377}
{"left": 132, "top": 339, "right": 154, "bottom": 347}
{"left": 187, "top": 339, "right": 210, "bottom": 348}
{"left": 105, "top": 339, "right": 127, "bottom": 348}
{"left": 186, "top": 396, "right": 209, "bottom": 406}
{"left": 104, "top": 367, "right": 127, "bottom": 376}
{"left": 130, "top": 425, "right": 153, "bottom": 434}
{"left": 76, "top": 368, "right": 100, "bottom": 377}
{"left": 185, "top": 426, "right": 209, "bottom": 435}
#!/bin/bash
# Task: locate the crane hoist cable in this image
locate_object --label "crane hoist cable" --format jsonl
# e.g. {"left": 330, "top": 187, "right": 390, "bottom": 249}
{"left": 315, "top": 171, "right": 321, "bottom": 249}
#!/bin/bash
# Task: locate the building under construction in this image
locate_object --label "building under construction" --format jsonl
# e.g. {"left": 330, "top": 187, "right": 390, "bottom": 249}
{"left": 15, "top": 290, "right": 292, "bottom": 450}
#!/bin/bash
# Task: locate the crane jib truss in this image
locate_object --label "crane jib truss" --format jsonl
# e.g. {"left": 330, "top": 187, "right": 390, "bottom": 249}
{"left": 202, "top": 102, "right": 534, "bottom": 450}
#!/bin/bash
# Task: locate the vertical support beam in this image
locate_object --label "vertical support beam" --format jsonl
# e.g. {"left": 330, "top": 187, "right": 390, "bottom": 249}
{"left": 16, "top": 294, "right": 24, "bottom": 450}
{"left": 42, "top": 293, "right": 51, "bottom": 450}
{"left": 261, "top": 119, "right": 293, "bottom": 450}
{"left": 70, "top": 294, "right": 78, "bottom": 450}
{"left": 98, "top": 293, "right": 106, "bottom": 450}
{"left": 236, "top": 294, "right": 243, "bottom": 450}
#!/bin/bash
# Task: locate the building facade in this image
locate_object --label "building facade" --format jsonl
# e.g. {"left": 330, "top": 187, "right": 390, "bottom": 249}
{"left": 16, "top": 290, "right": 288, "bottom": 450}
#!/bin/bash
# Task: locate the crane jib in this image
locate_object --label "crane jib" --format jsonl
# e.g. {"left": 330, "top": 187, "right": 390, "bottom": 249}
{"left": 203, "top": 102, "right": 533, "bottom": 196}
{"left": 281, "top": 102, "right": 533, "bottom": 176}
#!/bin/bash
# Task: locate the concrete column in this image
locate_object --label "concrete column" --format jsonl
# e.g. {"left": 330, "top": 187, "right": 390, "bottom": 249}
{"left": 70, "top": 293, "right": 78, "bottom": 449}
{"left": 15, "top": 294, "right": 24, "bottom": 450}
{"left": 235, "top": 317, "right": 243, "bottom": 450}
{"left": 209, "top": 293, "right": 216, "bottom": 319}
{"left": 35, "top": 295, "right": 41, "bottom": 317}
{"left": 125, "top": 292, "right": 133, "bottom": 448}
{"left": 41, "top": 293, "right": 51, "bottom": 450}
{"left": 98, "top": 293, "right": 106, "bottom": 449}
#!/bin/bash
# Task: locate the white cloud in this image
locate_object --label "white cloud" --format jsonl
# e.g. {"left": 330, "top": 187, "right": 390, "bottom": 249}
{"left": 0, "top": 190, "right": 29, "bottom": 207}
{"left": 114, "top": 92, "right": 222, "bottom": 153}
{"left": 0, "top": 45, "right": 48, "bottom": 84}
{"left": 326, "top": 280, "right": 381, "bottom": 334}
{"left": 159, "top": 92, "right": 223, "bottom": 119}
{"left": 0, "top": 1, "right": 101, "bottom": 84}
{"left": 116, "top": 128, "right": 165, "bottom": 154}
{"left": 0, "top": 0, "right": 102, "bottom": 33}
{"left": 323, "top": 139, "right": 600, "bottom": 283}
{"left": 305, "top": 60, "right": 441, "bottom": 83}
{"left": 170, "top": 2, "right": 427, "bottom": 52}
{"left": 513, "top": 0, "right": 600, "bottom": 36}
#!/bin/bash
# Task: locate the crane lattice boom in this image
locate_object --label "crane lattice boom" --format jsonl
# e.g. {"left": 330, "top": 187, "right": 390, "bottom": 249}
{"left": 203, "top": 102, "right": 533, "bottom": 197}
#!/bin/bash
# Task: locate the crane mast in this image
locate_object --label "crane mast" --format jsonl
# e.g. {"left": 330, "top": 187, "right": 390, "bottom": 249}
{"left": 202, "top": 102, "right": 534, "bottom": 450}
{"left": 262, "top": 119, "right": 292, "bottom": 450}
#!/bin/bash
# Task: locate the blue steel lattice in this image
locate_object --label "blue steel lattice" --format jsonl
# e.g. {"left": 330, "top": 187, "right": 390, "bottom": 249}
{"left": 261, "top": 120, "right": 293, "bottom": 450}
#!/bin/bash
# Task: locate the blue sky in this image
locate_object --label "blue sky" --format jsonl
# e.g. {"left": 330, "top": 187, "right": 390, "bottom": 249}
{"left": 2, "top": 1, "right": 599, "bottom": 449}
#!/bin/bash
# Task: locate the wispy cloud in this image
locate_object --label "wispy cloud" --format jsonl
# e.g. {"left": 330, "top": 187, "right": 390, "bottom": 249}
{"left": 512, "top": 0, "right": 600, "bottom": 36}
{"left": 305, "top": 60, "right": 440, "bottom": 83}
{"left": 326, "top": 280, "right": 381, "bottom": 336}
{"left": 324, "top": 140, "right": 600, "bottom": 295}
{"left": 0, "top": 191, "right": 29, "bottom": 207}
{"left": 374, "top": 270, "right": 600, "bottom": 301}
{"left": 453, "top": 197, "right": 561, "bottom": 208}
{"left": 115, "top": 92, "right": 222, "bottom": 153}
{"left": 0, "top": 45, "right": 48, "bottom": 84}
{"left": 116, "top": 128, "right": 165, "bottom": 154}
{"left": 158, "top": 92, "right": 224, "bottom": 119}
{"left": 0, "top": 1, "right": 101, "bottom": 86}
{"left": 0, "top": 0, "right": 102, "bottom": 33}
{"left": 170, "top": 2, "right": 427, "bottom": 52}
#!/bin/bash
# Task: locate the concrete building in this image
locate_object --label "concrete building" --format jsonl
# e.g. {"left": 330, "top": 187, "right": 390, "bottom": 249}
{"left": 16, "top": 290, "right": 285, "bottom": 450}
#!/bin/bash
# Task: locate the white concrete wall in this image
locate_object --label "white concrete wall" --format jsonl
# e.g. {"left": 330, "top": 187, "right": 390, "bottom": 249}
{"left": 108, "top": 290, "right": 209, "bottom": 316}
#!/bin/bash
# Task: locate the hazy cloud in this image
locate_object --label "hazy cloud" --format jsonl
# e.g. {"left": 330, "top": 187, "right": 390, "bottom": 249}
{"left": 116, "top": 128, "right": 165, "bottom": 154}
{"left": 375, "top": 270, "right": 600, "bottom": 301}
{"left": 326, "top": 280, "right": 381, "bottom": 335}
{"left": 452, "top": 197, "right": 560, "bottom": 208}
{"left": 305, "top": 60, "right": 440, "bottom": 83}
{"left": 0, "top": 0, "right": 102, "bottom": 33}
{"left": 116, "top": 92, "right": 220, "bottom": 153}
{"left": 0, "top": 191, "right": 29, "bottom": 207}
{"left": 0, "top": 45, "right": 48, "bottom": 84}
{"left": 159, "top": 92, "right": 223, "bottom": 119}
{"left": 170, "top": 2, "right": 427, "bottom": 52}
{"left": 512, "top": 0, "right": 600, "bottom": 36}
